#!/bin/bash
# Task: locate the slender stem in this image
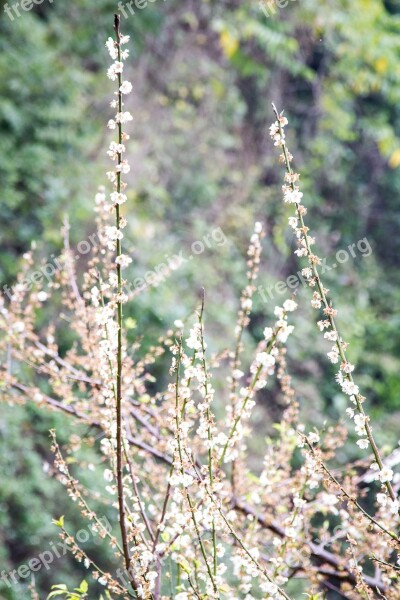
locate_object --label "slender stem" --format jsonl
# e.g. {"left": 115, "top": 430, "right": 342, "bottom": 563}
{"left": 272, "top": 103, "right": 396, "bottom": 503}
{"left": 113, "top": 14, "right": 136, "bottom": 592}
{"left": 230, "top": 257, "right": 259, "bottom": 491}
{"left": 272, "top": 480, "right": 307, "bottom": 578}
{"left": 219, "top": 325, "right": 282, "bottom": 465}
{"left": 124, "top": 445, "right": 156, "bottom": 542}
{"left": 61, "top": 526, "right": 133, "bottom": 597}
{"left": 197, "top": 298, "right": 218, "bottom": 577}
{"left": 174, "top": 336, "right": 219, "bottom": 596}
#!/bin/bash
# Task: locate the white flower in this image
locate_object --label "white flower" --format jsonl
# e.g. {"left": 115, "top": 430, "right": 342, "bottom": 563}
{"left": 295, "top": 247, "right": 307, "bottom": 258}
{"left": 115, "top": 254, "right": 132, "bottom": 269}
{"left": 107, "top": 119, "right": 116, "bottom": 130}
{"left": 293, "top": 495, "right": 306, "bottom": 508}
{"left": 284, "top": 188, "right": 303, "bottom": 204}
{"left": 107, "top": 65, "right": 118, "bottom": 81}
{"left": 379, "top": 466, "right": 394, "bottom": 483}
{"left": 103, "top": 469, "right": 114, "bottom": 482}
{"left": 106, "top": 171, "right": 117, "bottom": 183}
{"left": 120, "top": 34, "right": 130, "bottom": 44}
{"left": 232, "top": 369, "right": 244, "bottom": 380}
{"left": 335, "top": 371, "right": 344, "bottom": 385}
{"left": 182, "top": 473, "right": 194, "bottom": 487}
{"left": 269, "top": 122, "right": 279, "bottom": 137}
{"left": 376, "top": 492, "right": 387, "bottom": 506}
{"left": 357, "top": 439, "right": 369, "bottom": 449}
{"left": 105, "top": 37, "right": 118, "bottom": 60}
{"left": 116, "top": 160, "right": 130, "bottom": 174}
{"left": 105, "top": 226, "right": 123, "bottom": 241}
{"left": 341, "top": 380, "right": 359, "bottom": 397}
{"left": 120, "top": 80, "right": 133, "bottom": 94}
{"left": 308, "top": 431, "right": 320, "bottom": 444}
{"left": 242, "top": 298, "right": 252, "bottom": 311}
{"left": 327, "top": 350, "right": 339, "bottom": 364}
{"left": 256, "top": 352, "right": 275, "bottom": 368}
{"left": 95, "top": 190, "right": 106, "bottom": 203}
{"left": 107, "top": 142, "right": 125, "bottom": 160}
{"left": 283, "top": 299, "right": 297, "bottom": 312}
{"left": 260, "top": 581, "right": 278, "bottom": 595}
{"left": 263, "top": 327, "right": 273, "bottom": 341}
{"left": 110, "top": 192, "right": 127, "bottom": 205}
{"left": 277, "top": 325, "right": 294, "bottom": 343}
{"left": 254, "top": 221, "right": 263, "bottom": 233}
{"left": 116, "top": 111, "right": 133, "bottom": 124}
{"left": 388, "top": 499, "right": 399, "bottom": 515}
{"left": 302, "top": 267, "right": 313, "bottom": 279}
{"left": 37, "top": 291, "right": 48, "bottom": 302}
{"left": 324, "top": 330, "right": 337, "bottom": 341}
{"left": 354, "top": 414, "right": 366, "bottom": 427}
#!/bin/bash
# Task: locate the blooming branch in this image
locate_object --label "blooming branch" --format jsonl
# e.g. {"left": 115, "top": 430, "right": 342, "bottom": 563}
{"left": 270, "top": 103, "right": 398, "bottom": 508}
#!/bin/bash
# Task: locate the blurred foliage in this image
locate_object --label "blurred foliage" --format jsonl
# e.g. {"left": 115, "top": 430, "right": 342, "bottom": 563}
{"left": 0, "top": 405, "right": 118, "bottom": 599}
{"left": 1, "top": 0, "right": 400, "bottom": 596}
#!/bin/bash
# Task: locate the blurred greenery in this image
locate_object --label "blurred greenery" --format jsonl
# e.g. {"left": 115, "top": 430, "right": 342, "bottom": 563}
{"left": 1, "top": 0, "right": 400, "bottom": 597}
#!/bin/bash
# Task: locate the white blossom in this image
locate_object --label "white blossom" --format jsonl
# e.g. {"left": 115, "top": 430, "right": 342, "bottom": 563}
{"left": 120, "top": 80, "right": 133, "bottom": 95}
{"left": 379, "top": 466, "right": 394, "bottom": 483}
{"left": 115, "top": 254, "right": 132, "bottom": 268}
{"left": 283, "top": 299, "right": 297, "bottom": 312}
{"left": 357, "top": 439, "right": 369, "bottom": 449}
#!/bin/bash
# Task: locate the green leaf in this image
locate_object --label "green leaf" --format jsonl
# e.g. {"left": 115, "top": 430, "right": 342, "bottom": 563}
{"left": 47, "top": 584, "right": 68, "bottom": 599}
{"left": 78, "top": 581, "right": 88, "bottom": 593}
{"left": 52, "top": 515, "right": 65, "bottom": 528}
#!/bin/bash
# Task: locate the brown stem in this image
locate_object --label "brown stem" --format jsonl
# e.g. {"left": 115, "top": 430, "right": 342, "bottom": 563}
{"left": 113, "top": 14, "right": 136, "bottom": 593}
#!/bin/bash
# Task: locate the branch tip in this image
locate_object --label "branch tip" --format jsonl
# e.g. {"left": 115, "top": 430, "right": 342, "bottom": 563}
{"left": 114, "top": 13, "right": 120, "bottom": 36}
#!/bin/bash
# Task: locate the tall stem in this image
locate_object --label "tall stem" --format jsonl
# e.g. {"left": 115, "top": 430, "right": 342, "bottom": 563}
{"left": 272, "top": 103, "right": 396, "bottom": 503}
{"left": 113, "top": 13, "right": 135, "bottom": 590}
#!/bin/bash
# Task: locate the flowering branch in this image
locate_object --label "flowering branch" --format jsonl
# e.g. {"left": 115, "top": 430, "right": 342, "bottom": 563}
{"left": 220, "top": 299, "right": 297, "bottom": 465}
{"left": 270, "top": 103, "right": 398, "bottom": 506}
{"left": 171, "top": 335, "right": 220, "bottom": 598}
{"left": 107, "top": 14, "right": 136, "bottom": 592}
{"left": 302, "top": 434, "right": 399, "bottom": 543}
